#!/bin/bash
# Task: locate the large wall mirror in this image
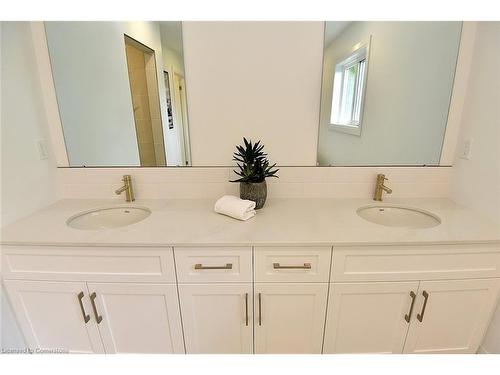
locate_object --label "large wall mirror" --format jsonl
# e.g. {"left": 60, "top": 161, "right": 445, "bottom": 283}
{"left": 317, "top": 21, "right": 462, "bottom": 166}
{"left": 45, "top": 21, "right": 190, "bottom": 167}
{"left": 44, "top": 21, "right": 463, "bottom": 168}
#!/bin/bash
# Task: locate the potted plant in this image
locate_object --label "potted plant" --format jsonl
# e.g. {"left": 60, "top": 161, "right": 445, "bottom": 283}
{"left": 230, "top": 138, "right": 279, "bottom": 209}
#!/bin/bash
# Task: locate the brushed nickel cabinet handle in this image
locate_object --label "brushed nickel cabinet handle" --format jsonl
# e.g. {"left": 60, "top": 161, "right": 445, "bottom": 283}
{"left": 417, "top": 291, "right": 429, "bottom": 322}
{"left": 258, "top": 293, "right": 262, "bottom": 326}
{"left": 405, "top": 291, "right": 417, "bottom": 323}
{"left": 77, "top": 292, "right": 90, "bottom": 323}
{"left": 194, "top": 263, "right": 233, "bottom": 270}
{"left": 273, "top": 262, "right": 312, "bottom": 269}
{"left": 90, "top": 292, "right": 103, "bottom": 324}
{"left": 245, "top": 293, "right": 249, "bottom": 326}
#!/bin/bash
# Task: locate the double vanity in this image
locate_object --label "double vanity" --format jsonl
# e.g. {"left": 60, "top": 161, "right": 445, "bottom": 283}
{"left": 2, "top": 197, "right": 500, "bottom": 354}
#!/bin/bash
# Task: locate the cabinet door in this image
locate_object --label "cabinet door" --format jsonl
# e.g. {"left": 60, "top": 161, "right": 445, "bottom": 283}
{"left": 404, "top": 278, "right": 500, "bottom": 354}
{"left": 254, "top": 283, "right": 328, "bottom": 354}
{"left": 3, "top": 280, "right": 104, "bottom": 353}
{"left": 178, "top": 283, "right": 253, "bottom": 353}
{"left": 323, "top": 282, "right": 419, "bottom": 353}
{"left": 87, "top": 283, "right": 184, "bottom": 353}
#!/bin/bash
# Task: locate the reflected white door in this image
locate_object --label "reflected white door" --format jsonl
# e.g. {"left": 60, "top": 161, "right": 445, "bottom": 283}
{"left": 254, "top": 283, "right": 328, "bottom": 354}
{"left": 4, "top": 280, "right": 104, "bottom": 353}
{"left": 173, "top": 72, "right": 191, "bottom": 166}
{"left": 87, "top": 283, "right": 184, "bottom": 353}
{"left": 404, "top": 278, "right": 500, "bottom": 354}
{"left": 323, "top": 281, "right": 419, "bottom": 353}
{"left": 178, "top": 283, "right": 253, "bottom": 353}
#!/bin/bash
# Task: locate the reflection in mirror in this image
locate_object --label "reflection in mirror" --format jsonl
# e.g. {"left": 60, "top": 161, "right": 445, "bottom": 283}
{"left": 317, "top": 22, "right": 462, "bottom": 166}
{"left": 45, "top": 21, "right": 190, "bottom": 167}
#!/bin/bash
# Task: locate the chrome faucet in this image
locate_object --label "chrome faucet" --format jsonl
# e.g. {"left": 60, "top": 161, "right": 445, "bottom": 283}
{"left": 115, "top": 175, "right": 135, "bottom": 202}
{"left": 373, "top": 174, "right": 392, "bottom": 201}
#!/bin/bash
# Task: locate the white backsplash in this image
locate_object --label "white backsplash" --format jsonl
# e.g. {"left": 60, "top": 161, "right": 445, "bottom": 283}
{"left": 56, "top": 166, "right": 452, "bottom": 200}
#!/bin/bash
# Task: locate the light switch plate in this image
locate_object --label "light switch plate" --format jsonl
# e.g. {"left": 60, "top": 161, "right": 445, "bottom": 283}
{"left": 37, "top": 140, "right": 49, "bottom": 160}
{"left": 460, "top": 138, "right": 473, "bottom": 160}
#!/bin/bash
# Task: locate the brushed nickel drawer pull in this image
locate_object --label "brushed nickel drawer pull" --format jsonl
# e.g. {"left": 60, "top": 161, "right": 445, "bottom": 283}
{"left": 245, "top": 293, "right": 249, "bottom": 327}
{"left": 405, "top": 291, "right": 417, "bottom": 323}
{"left": 417, "top": 291, "right": 429, "bottom": 322}
{"left": 194, "top": 263, "right": 233, "bottom": 270}
{"left": 273, "top": 262, "right": 312, "bottom": 270}
{"left": 258, "top": 293, "right": 262, "bottom": 326}
{"left": 77, "top": 292, "right": 90, "bottom": 323}
{"left": 90, "top": 292, "right": 103, "bottom": 324}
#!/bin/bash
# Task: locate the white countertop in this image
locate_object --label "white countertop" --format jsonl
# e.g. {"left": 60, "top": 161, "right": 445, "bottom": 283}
{"left": 1, "top": 198, "right": 499, "bottom": 247}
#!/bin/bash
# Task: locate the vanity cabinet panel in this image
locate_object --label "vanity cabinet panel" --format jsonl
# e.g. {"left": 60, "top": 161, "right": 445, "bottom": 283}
{"left": 174, "top": 247, "right": 252, "bottom": 283}
{"left": 403, "top": 278, "right": 500, "bottom": 354}
{"left": 331, "top": 244, "right": 500, "bottom": 282}
{"left": 323, "top": 282, "right": 419, "bottom": 353}
{"left": 255, "top": 247, "right": 332, "bottom": 283}
{"left": 254, "top": 283, "right": 328, "bottom": 354}
{"left": 86, "top": 283, "right": 184, "bottom": 354}
{"left": 2, "top": 246, "right": 176, "bottom": 283}
{"left": 178, "top": 283, "right": 253, "bottom": 354}
{"left": 3, "top": 280, "right": 105, "bottom": 353}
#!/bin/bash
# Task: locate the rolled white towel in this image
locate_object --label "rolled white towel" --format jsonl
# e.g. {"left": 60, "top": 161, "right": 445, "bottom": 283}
{"left": 214, "top": 195, "right": 256, "bottom": 221}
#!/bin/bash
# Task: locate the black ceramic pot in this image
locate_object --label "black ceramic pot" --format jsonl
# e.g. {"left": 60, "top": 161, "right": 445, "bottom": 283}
{"left": 240, "top": 180, "right": 267, "bottom": 209}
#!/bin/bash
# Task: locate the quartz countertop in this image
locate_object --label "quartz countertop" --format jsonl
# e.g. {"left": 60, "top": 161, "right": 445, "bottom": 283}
{"left": 1, "top": 198, "right": 499, "bottom": 247}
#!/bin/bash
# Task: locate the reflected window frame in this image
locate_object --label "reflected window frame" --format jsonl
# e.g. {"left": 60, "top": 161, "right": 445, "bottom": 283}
{"left": 329, "top": 36, "right": 371, "bottom": 137}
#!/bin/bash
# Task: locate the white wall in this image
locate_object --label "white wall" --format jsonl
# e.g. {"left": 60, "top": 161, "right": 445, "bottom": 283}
{"left": 45, "top": 22, "right": 140, "bottom": 166}
{"left": 318, "top": 22, "right": 462, "bottom": 166}
{"left": 45, "top": 22, "right": 177, "bottom": 167}
{"left": 448, "top": 22, "right": 500, "bottom": 353}
{"left": 182, "top": 22, "right": 324, "bottom": 166}
{"left": 1, "top": 21, "right": 62, "bottom": 349}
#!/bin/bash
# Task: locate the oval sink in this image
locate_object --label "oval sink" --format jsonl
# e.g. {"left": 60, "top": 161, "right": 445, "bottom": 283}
{"left": 357, "top": 205, "right": 441, "bottom": 229}
{"left": 67, "top": 206, "right": 151, "bottom": 230}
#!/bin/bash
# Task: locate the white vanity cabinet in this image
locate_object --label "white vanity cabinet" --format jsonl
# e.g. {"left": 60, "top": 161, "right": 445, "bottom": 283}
{"left": 324, "top": 281, "right": 419, "bottom": 354}
{"left": 3, "top": 242, "right": 500, "bottom": 354}
{"left": 254, "top": 247, "right": 331, "bottom": 354}
{"left": 175, "top": 246, "right": 331, "bottom": 354}
{"left": 403, "top": 278, "right": 500, "bottom": 354}
{"left": 85, "top": 283, "right": 184, "bottom": 354}
{"left": 3, "top": 280, "right": 105, "bottom": 354}
{"left": 323, "top": 244, "right": 500, "bottom": 354}
{"left": 175, "top": 247, "right": 253, "bottom": 354}
{"left": 178, "top": 283, "right": 253, "bottom": 353}
{"left": 254, "top": 283, "right": 328, "bottom": 354}
{"left": 2, "top": 246, "right": 185, "bottom": 354}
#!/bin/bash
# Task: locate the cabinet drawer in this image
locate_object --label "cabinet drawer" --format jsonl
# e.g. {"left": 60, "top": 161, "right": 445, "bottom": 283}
{"left": 174, "top": 247, "right": 252, "bottom": 283}
{"left": 2, "top": 246, "right": 176, "bottom": 282}
{"left": 331, "top": 244, "right": 500, "bottom": 282}
{"left": 255, "top": 246, "right": 332, "bottom": 282}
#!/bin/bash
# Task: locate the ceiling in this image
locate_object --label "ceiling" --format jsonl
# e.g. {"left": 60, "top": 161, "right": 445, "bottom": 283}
{"left": 324, "top": 21, "right": 352, "bottom": 47}
{"left": 159, "top": 21, "right": 183, "bottom": 56}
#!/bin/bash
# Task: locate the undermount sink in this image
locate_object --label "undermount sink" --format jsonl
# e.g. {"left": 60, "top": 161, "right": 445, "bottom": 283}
{"left": 67, "top": 206, "right": 151, "bottom": 230}
{"left": 357, "top": 204, "right": 441, "bottom": 229}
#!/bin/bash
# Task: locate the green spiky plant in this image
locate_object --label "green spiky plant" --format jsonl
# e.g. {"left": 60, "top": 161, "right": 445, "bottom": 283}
{"left": 230, "top": 138, "right": 279, "bottom": 183}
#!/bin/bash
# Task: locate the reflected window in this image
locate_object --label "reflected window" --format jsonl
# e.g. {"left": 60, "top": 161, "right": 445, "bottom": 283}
{"left": 330, "top": 44, "right": 368, "bottom": 135}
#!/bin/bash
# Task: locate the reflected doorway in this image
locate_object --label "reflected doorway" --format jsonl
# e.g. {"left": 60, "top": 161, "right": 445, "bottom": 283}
{"left": 124, "top": 35, "right": 167, "bottom": 166}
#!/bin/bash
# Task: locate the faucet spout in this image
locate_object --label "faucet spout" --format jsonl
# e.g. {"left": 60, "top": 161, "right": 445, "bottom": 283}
{"left": 115, "top": 185, "right": 127, "bottom": 195}
{"left": 115, "top": 175, "right": 135, "bottom": 202}
{"left": 373, "top": 174, "right": 392, "bottom": 201}
{"left": 381, "top": 185, "right": 392, "bottom": 194}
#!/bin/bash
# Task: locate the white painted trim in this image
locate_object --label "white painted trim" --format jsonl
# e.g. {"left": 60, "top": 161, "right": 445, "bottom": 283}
{"left": 440, "top": 22, "right": 478, "bottom": 166}
{"left": 30, "top": 22, "right": 69, "bottom": 167}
